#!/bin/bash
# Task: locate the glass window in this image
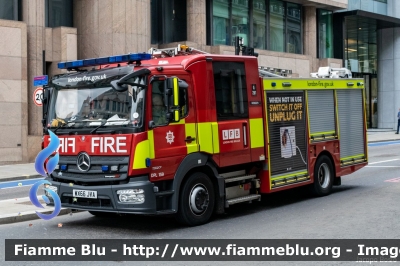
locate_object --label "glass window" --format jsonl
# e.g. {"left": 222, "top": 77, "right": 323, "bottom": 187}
{"left": 208, "top": 0, "right": 302, "bottom": 54}
{"left": 318, "top": 9, "right": 333, "bottom": 58}
{"left": 213, "top": 0, "right": 230, "bottom": 45}
{"left": 286, "top": 3, "right": 301, "bottom": 54}
{"left": 231, "top": 0, "right": 249, "bottom": 46}
{"left": 253, "top": 0, "right": 266, "bottom": 49}
{"left": 150, "top": 0, "right": 187, "bottom": 44}
{"left": 46, "top": 0, "right": 73, "bottom": 27}
{"left": 0, "top": 0, "right": 19, "bottom": 21}
{"left": 151, "top": 81, "right": 167, "bottom": 126}
{"left": 213, "top": 61, "right": 248, "bottom": 120}
{"left": 270, "top": 0, "right": 285, "bottom": 52}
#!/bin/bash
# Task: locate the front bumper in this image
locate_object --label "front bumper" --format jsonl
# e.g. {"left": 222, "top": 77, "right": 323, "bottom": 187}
{"left": 45, "top": 176, "right": 157, "bottom": 214}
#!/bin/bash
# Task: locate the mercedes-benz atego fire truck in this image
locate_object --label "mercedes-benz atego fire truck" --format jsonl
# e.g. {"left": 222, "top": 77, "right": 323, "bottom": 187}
{"left": 41, "top": 45, "right": 368, "bottom": 226}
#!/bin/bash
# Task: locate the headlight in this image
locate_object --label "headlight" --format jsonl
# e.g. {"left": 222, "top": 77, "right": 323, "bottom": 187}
{"left": 117, "top": 189, "right": 145, "bottom": 204}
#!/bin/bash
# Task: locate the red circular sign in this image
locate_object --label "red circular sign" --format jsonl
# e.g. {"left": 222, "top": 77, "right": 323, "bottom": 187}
{"left": 33, "top": 87, "right": 43, "bottom": 106}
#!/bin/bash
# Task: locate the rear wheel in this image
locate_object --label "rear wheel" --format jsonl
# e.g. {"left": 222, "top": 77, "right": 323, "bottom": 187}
{"left": 176, "top": 172, "right": 215, "bottom": 226}
{"left": 311, "top": 155, "right": 334, "bottom": 196}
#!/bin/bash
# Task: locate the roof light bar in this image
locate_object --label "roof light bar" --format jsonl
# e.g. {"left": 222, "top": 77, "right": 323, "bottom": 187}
{"left": 57, "top": 53, "right": 152, "bottom": 69}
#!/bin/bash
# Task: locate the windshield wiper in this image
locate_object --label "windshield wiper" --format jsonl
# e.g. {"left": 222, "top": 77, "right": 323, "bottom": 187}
{"left": 90, "top": 119, "right": 129, "bottom": 134}
{"left": 53, "top": 120, "right": 77, "bottom": 134}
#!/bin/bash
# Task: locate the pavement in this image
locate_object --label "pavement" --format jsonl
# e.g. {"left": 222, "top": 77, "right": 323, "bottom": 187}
{"left": 0, "top": 128, "right": 399, "bottom": 225}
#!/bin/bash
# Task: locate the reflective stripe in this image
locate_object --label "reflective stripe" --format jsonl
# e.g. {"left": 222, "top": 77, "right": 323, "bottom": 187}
{"left": 185, "top": 123, "right": 198, "bottom": 154}
{"left": 133, "top": 140, "right": 151, "bottom": 169}
{"left": 263, "top": 79, "right": 365, "bottom": 90}
{"left": 335, "top": 91, "right": 340, "bottom": 140}
{"left": 211, "top": 122, "right": 220, "bottom": 153}
{"left": 249, "top": 118, "right": 264, "bottom": 148}
{"left": 198, "top": 122, "right": 219, "bottom": 154}
{"left": 271, "top": 170, "right": 308, "bottom": 181}
{"left": 310, "top": 131, "right": 336, "bottom": 136}
{"left": 340, "top": 154, "right": 365, "bottom": 161}
{"left": 148, "top": 130, "right": 155, "bottom": 158}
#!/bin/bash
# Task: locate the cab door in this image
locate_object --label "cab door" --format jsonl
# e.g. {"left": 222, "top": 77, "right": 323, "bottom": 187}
{"left": 211, "top": 61, "right": 251, "bottom": 167}
{"left": 149, "top": 75, "right": 197, "bottom": 182}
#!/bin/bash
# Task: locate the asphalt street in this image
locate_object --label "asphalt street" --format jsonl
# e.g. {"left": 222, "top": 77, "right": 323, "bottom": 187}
{"left": 1, "top": 141, "right": 400, "bottom": 266}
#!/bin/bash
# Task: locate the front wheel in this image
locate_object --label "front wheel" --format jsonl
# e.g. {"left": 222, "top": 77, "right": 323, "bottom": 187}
{"left": 311, "top": 155, "right": 334, "bottom": 196}
{"left": 176, "top": 172, "right": 215, "bottom": 226}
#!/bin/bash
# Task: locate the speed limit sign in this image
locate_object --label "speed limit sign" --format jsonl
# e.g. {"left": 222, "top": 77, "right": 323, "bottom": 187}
{"left": 33, "top": 87, "right": 43, "bottom": 106}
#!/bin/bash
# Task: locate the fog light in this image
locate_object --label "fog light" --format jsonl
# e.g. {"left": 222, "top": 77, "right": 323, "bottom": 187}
{"left": 44, "top": 185, "right": 57, "bottom": 198}
{"left": 117, "top": 189, "right": 145, "bottom": 204}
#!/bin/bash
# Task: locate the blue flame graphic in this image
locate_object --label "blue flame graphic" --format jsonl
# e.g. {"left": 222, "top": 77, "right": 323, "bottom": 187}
{"left": 29, "top": 180, "right": 61, "bottom": 220}
{"left": 35, "top": 130, "right": 60, "bottom": 176}
{"left": 30, "top": 130, "right": 61, "bottom": 220}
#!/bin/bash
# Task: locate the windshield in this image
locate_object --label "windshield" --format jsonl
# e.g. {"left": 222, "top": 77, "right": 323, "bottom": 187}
{"left": 48, "top": 75, "right": 147, "bottom": 129}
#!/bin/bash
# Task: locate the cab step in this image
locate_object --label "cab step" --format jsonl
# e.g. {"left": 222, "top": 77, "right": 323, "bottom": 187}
{"left": 225, "top": 194, "right": 261, "bottom": 207}
{"left": 224, "top": 174, "right": 256, "bottom": 183}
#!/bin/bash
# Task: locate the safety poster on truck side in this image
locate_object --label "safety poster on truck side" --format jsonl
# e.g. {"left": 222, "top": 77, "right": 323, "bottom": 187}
{"left": 266, "top": 91, "right": 307, "bottom": 176}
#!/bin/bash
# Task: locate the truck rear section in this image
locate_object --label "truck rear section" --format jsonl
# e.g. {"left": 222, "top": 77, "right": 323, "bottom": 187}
{"left": 42, "top": 51, "right": 367, "bottom": 226}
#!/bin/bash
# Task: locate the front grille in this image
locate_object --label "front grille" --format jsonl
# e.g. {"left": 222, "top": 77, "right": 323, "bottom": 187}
{"left": 60, "top": 156, "right": 128, "bottom": 163}
{"left": 54, "top": 172, "right": 127, "bottom": 179}
{"left": 68, "top": 165, "right": 102, "bottom": 171}
{"left": 56, "top": 155, "right": 129, "bottom": 183}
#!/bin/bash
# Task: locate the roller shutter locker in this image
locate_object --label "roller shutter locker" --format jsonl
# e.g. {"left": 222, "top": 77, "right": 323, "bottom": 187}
{"left": 308, "top": 90, "right": 336, "bottom": 139}
{"left": 337, "top": 89, "right": 365, "bottom": 160}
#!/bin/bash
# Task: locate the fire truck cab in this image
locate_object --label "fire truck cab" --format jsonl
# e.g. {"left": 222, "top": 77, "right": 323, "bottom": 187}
{"left": 42, "top": 46, "right": 368, "bottom": 226}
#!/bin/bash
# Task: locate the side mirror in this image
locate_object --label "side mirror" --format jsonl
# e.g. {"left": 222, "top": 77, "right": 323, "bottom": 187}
{"left": 111, "top": 68, "right": 151, "bottom": 92}
{"left": 110, "top": 80, "right": 128, "bottom": 92}
{"left": 148, "top": 120, "right": 156, "bottom": 129}
{"left": 42, "top": 87, "right": 52, "bottom": 127}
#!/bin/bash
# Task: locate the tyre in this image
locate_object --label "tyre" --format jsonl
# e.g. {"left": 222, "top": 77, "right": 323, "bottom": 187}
{"left": 311, "top": 155, "right": 334, "bottom": 196}
{"left": 88, "top": 211, "right": 115, "bottom": 217}
{"left": 176, "top": 172, "right": 215, "bottom": 226}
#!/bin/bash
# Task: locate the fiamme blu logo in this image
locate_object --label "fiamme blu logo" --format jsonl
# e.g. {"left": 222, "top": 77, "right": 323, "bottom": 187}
{"left": 29, "top": 130, "right": 61, "bottom": 220}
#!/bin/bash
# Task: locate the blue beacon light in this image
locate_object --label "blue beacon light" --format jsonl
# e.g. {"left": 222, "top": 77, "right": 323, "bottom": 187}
{"left": 57, "top": 53, "right": 152, "bottom": 69}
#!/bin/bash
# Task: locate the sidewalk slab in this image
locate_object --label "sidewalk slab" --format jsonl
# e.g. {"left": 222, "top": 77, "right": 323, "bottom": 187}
{"left": 0, "top": 175, "right": 42, "bottom": 183}
{"left": 367, "top": 130, "right": 400, "bottom": 143}
{"left": 0, "top": 197, "right": 76, "bottom": 225}
{"left": 0, "top": 163, "right": 41, "bottom": 182}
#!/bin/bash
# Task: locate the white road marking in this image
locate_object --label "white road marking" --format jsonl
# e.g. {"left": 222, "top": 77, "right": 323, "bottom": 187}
{"left": 368, "top": 159, "right": 399, "bottom": 165}
{"left": 366, "top": 166, "right": 400, "bottom": 168}
{"left": 385, "top": 177, "right": 400, "bottom": 183}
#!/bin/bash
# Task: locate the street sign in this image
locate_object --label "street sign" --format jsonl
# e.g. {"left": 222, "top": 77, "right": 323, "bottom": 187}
{"left": 33, "top": 75, "right": 48, "bottom": 87}
{"left": 33, "top": 87, "right": 43, "bottom": 106}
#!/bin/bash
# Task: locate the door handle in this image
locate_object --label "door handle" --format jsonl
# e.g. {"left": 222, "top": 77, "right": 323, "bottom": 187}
{"left": 185, "top": 136, "right": 196, "bottom": 142}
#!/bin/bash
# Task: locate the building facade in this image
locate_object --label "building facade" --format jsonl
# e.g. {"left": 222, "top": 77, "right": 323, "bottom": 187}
{"left": 336, "top": 0, "right": 400, "bottom": 129}
{"left": 0, "top": 0, "right": 399, "bottom": 164}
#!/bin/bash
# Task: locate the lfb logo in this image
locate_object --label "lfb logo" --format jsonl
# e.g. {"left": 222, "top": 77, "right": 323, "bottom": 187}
{"left": 29, "top": 130, "right": 62, "bottom": 220}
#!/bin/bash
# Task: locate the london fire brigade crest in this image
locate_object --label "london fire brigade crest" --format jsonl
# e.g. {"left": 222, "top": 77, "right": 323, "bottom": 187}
{"left": 166, "top": 131, "right": 175, "bottom": 144}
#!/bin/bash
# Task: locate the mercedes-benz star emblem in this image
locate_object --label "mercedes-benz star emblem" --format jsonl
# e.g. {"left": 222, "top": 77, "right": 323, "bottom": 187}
{"left": 77, "top": 152, "right": 91, "bottom": 172}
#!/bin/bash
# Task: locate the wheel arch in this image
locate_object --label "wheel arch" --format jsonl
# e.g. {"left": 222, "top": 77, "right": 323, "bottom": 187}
{"left": 313, "top": 150, "right": 336, "bottom": 180}
{"left": 171, "top": 152, "right": 223, "bottom": 212}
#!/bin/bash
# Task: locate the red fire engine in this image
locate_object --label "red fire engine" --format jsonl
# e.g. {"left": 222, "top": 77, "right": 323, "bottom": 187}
{"left": 42, "top": 45, "right": 368, "bottom": 226}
